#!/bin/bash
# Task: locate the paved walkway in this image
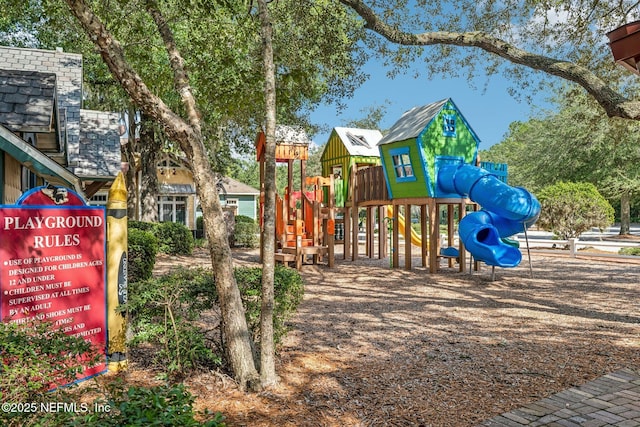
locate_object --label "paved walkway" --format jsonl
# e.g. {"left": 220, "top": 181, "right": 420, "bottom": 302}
{"left": 480, "top": 369, "right": 640, "bottom": 427}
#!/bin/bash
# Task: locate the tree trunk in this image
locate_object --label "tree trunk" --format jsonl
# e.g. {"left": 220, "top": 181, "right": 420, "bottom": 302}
{"left": 191, "top": 141, "right": 261, "bottom": 391}
{"left": 257, "top": 0, "right": 277, "bottom": 388}
{"left": 619, "top": 190, "right": 631, "bottom": 235}
{"left": 64, "top": 0, "right": 261, "bottom": 390}
{"left": 122, "top": 109, "right": 138, "bottom": 219}
{"left": 139, "top": 114, "right": 160, "bottom": 223}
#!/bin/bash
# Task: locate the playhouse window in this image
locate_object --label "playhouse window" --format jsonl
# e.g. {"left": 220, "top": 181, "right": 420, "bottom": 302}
{"left": 390, "top": 149, "right": 415, "bottom": 182}
{"left": 443, "top": 114, "right": 456, "bottom": 137}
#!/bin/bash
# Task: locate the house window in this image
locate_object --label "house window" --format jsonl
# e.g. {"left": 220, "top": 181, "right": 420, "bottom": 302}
{"left": 89, "top": 194, "right": 108, "bottom": 206}
{"left": 158, "top": 196, "right": 186, "bottom": 225}
{"left": 225, "top": 198, "right": 238, "bottom": 208}
{"left": 390, "top": 148, "right": 416, "bottom": 182}
{"left": 443, "top": 114, "right": 456, "bottom": 137}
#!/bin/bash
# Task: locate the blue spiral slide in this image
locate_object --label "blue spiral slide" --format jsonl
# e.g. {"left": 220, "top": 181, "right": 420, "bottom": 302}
{"left": 437, "top": 164, "right": 540, "bottom": 267}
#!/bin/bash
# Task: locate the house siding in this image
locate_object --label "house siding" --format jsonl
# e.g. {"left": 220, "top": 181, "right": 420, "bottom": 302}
{"left": 420, "top": 106, "right": 479, "bottom": 196}
{"left": 380, "top": 138, "right": 429, "bottom": 199}
{"left": 321, "top": 130, "right": 380, "bottom": 206}
{"left": 232, "top": 195, "right": 257, "bottom": 220}
{"left": 3, "top": 153, "right": 22, "bottom": 204}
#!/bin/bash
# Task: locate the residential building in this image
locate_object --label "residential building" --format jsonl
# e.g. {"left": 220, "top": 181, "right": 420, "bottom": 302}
{"left": 0, "top": 46, "right": 121, "bottom": 203}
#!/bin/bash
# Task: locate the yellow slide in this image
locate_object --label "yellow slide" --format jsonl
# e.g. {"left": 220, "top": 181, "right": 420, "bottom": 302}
{"left": 386, "top": 206, "right": 423, "bottom": 247}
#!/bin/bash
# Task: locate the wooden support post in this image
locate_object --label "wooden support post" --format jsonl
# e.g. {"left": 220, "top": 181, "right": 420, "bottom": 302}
{"left": 404, "top": 203, "right": 412, "bottom": 270}
{"left": 350, "top": 164, "right": 359, "bottom": 261}
{"left": 392, "top": 204, "right": 399, "bottom": 268}
{"left": 458, "top": 200, "right": 467, "bottom": 272}
{"left": 343, "top": 206, "right": 351, "bottom": 260}
{"left": 428, "top": 199, "right": 438, "bottom": 273}
{"left": 366, "top": 206, "right": 374, "bottom": 258}
{"left": 378, "top": 206, "right": 386, "bottom": 259}
{"left": 420, "top": 204, "right": 427, "bottom": 267}
{"left": 352, "top": 205, "right": 359, "bottom": 261}
{"left": 447, "top": 204, "right": 454, "bottom": 268}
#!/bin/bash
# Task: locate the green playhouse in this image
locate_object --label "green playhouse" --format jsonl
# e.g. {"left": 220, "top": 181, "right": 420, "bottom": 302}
{"left": 320, "top": 127, "right": 383, "bottom": 207}
{"left": 341, "top": 98, "right": 540, "bottom": 273}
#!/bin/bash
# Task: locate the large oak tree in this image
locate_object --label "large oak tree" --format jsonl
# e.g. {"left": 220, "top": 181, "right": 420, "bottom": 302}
{"left": 338, "top": 0, "right": 640, "bottom": 120}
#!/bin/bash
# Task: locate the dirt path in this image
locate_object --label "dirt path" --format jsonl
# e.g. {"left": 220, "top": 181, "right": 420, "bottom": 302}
{"left": 155, "top": 249, "right": 640, "bottom": 426}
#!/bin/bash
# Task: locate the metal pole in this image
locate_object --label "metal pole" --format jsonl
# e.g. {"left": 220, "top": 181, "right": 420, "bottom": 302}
{"left": 523, "top": 226, "right": 533, "bottom": 278}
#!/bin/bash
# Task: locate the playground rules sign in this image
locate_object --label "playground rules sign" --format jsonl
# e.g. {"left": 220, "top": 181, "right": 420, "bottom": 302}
{"left": 0, "top": 186, "right": 107, "bottom": 382}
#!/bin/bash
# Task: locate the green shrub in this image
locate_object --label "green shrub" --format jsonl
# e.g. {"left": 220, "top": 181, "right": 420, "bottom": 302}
{"left": 234, "top": 264, "right": 304, "bottom": 346}
{"left": 127, "top": 264, "right": 304, "bottom": 378}
{"left": 0, "top": 318, "right": 103, "bottom": 426}
{"left": 233, "top": 217, "right": 259, "bottom": 248}
{"left": 129, "top": 221, "right": 194, "bottom": 255}
{"left": 126, "top": 268, "right": 220, "bottom": 377}
{"left": 128, "top": 220, "right": 156, "bottom": 232}
{"left": 619, "top": 247, "right": 640, "bottom": 256}
{"left": 74, "top": 382, "right": 225, "bottom": 427}
{"left": 21, "top": 381, "right": 225, "bottom": 427}
{"left": 235, "top": 215, "right": 255, "bottom": 224}
{"left": 128, "top": 228, "right": 158, "bottom": 283}
{"left": 194, "top": 237, "right": 208, "bottom": 249}
{"left": 536, "top": 182, "right": 615, "bottom": 239}
{"left": 155, "top": 221, "right": 195, "bottom": 255}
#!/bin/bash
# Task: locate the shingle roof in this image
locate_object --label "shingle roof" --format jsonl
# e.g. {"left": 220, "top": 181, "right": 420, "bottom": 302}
{"left": 159, "top": 183, "right": 195, "bottom": 194}
{"left": 74, "top": 110, "right": 121, "bottom": 178}
{"left": 333, "top": 127, "right": 383, "bottom": 157}
{"left": 0, "top": 69, "right": 57, "bottom": 133}
{"left": 378, "top": 99, "right": 449, "bottom": 145}
{"left": 218, "top": 176, "right": 260, "bottom": 195}
{"left": 0, "top": 46, "right": 121, "bottom": 181}
{"left": 274, "top": 125, "right": 311, "bottom": 144}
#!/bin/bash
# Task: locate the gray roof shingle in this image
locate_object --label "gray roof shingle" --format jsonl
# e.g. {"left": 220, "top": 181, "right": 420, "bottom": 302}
{"left": 378, "top": 99, "right": 449, "bottom": 145}
{"left": 74, "top": 110, "right": 121, "bottom": 178}
{"left": 0, "top": 69, "right": 56, "bottom": 132}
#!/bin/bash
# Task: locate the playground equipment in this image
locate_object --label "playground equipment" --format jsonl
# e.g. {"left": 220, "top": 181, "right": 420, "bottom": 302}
{"left": 275, "top": 176, "right": 335, "bottom": 268}
{"left": 257, "top": 125, "right": 335, "bottom": 269}
{"left": 320, "top": 98, "right": 539, "bottom": 274}
{"left": 386, "top": 205, "right": 423, "bottom": 247}
{"left": 438, "top": 163, "right": 540, "bottom": 267}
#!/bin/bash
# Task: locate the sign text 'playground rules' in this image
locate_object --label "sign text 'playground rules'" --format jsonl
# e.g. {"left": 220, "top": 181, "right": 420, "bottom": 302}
{"left": 0, "top": 189, "right": 107, "bottom": 384}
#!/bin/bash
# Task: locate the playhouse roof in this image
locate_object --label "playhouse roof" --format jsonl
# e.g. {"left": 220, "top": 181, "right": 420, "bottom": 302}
{"left": 378, "top": 98, "right": 480, "bottom": 146}
{"left": 256, "top": 124, "right": 311, "bottom": 162}
{"left": 332, "top": 127, "right": 383, "bottom": 157}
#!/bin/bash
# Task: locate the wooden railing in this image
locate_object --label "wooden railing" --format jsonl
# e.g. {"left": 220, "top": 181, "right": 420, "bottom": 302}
{"left": 354, "top": 166, "right": 389, "bottom": 204}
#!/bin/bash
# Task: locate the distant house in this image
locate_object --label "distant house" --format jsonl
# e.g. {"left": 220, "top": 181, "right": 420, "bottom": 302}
{"left": 378, "top": 98, "right": 481, "bottom": 199}
{"left": 149, "top": 154, "right": 259, "bottom": 231}
{"left": 0, "top": 46, "right": 121, "bottom": 203}
{"left": 320, "top": 127, "right": 383, "bottom": 206}
{"left": 216, "top": 176, "right": 260, "bottom": 221}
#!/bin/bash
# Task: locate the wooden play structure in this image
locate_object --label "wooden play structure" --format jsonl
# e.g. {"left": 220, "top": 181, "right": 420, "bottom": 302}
{"left": 256, "top": 125, "right": 335, "bottom": 269}
{"left": 321, "top": 98, "right": 539, "bottom": 273}
{"left": 257, "top": 99, "right": 538, "bottom": 273}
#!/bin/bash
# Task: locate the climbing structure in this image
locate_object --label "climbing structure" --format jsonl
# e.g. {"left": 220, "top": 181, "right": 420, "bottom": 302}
{"left": 321, "top": 98, "right": 539, "bottom": 273}
{"left": 256, "top": 125, "right": 335, "bottom": 269}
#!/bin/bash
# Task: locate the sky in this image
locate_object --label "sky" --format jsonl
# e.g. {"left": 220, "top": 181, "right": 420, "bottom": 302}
{"left": 307, "top": 60, "right": 552, "bottom": 151}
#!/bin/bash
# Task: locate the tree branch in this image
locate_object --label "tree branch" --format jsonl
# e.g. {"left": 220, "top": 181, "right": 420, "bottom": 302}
{"left": 339, "top": 0, "right": 640, "bottom": 120}
{"left": 145, "top": 0, "right": 202, "bottom": 136}
{"left": 63, "top": 0, "right": 196, "bottom": 157}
